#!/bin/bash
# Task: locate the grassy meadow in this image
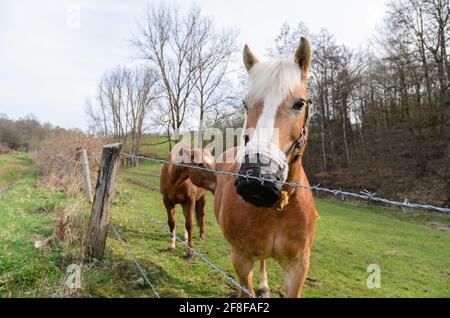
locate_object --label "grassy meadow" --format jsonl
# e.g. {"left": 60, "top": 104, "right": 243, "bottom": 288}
{"left": 0, "top": 154, "right": 69, "bottom": 296}
{"left": 0, "top": 152, "right": 449, "bottom": 297}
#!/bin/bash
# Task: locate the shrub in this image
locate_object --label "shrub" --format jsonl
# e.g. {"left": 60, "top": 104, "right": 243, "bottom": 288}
{"left": 0, "top": 144, "right": 10, "bottom": 154}
{"left": 33, "top": 132, "right": 105, "bottom": 195}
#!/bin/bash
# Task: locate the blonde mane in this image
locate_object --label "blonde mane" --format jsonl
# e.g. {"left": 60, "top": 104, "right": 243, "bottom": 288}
{"left": 247, "top": 58, "right": 301, "bottom": 104}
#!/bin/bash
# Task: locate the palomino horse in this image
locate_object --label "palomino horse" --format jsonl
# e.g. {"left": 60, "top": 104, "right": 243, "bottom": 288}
{"left": 214, "top": 37, "right": 317, "bottom": 297}
{"left": 160, "top": 145, "right": 216, "bottom": 257}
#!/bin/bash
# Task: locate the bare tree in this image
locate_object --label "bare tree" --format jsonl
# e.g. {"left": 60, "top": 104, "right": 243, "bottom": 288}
{"left": 124, "top": 67, "right": 161, "bottom": 154}
{"left": 269, "top": 1, "right": 449, "bottom": 206}
{"left": 132, "top": 5, "right": 201, "bottom": 140}
{"left": 385, "top": 0, "right": 449, "bottom": 202}
{"left": 267, "top": 22, "right": 311, "bottom": 57}
{"left": 192, "top": 24, "right": 237, "bottom": 145}
{"left": 132, "top": 3, "right": 238, "bottom": 149}
{"left": 86, "top": 66, "right": 160, "bottom": 154}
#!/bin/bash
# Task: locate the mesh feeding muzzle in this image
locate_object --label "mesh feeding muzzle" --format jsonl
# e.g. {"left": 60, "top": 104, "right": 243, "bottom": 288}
{"left": 234, "top": 142, "right": 288, "bottom": 208}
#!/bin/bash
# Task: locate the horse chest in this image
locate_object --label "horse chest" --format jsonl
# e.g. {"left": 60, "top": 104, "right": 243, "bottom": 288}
{"left": 224, "top": 209, "right": 308, "bottom": 259}
{"left": 216, "top": 171, "right": 316, "bottom": 260}
{"left": 165, "top": 183, "right": 201, "bottom": 204}
{"left": 165, "top": 189, "right": 187, "bottom": 204}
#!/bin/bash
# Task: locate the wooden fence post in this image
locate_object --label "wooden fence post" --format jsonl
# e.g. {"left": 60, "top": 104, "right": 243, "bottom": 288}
{"left": 80, "top": 149, "right": 93, "bottom": 203}
{"left": 85, "top": 143, "right": 122, "bottom": 260}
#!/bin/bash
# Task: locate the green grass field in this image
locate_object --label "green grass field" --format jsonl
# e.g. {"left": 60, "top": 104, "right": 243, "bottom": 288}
{"left": 136, "top": 135, "right": 172, "bottom": 158}
{"left": 1, "top": 154, "right": 449, "bottom": 297}
{"left": 0, "top": 154, "right": 69, "bottom": 297}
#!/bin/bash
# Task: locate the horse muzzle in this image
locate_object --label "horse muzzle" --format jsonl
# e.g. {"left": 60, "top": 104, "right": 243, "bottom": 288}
{"left": 234, "top": 152, "right": 286, "bottom": 208}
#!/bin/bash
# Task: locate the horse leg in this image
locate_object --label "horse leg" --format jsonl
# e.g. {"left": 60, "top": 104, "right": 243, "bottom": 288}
{"left": 280, "top": 247, "right": 311, "bottom": 298}
{"left": 257, "top": 259, "right": 271, "bottom": 298}
{"left": 182, "top": 200, "right": 195, "bottom": 259}
{"left": 195, "top": 195, "right": 206, "bottom": 241}
{"left": 164, "top": 199, "right": 176, "bottom": 251}
{"left": 230, "top": 248, "right": 255, "bottom": 298}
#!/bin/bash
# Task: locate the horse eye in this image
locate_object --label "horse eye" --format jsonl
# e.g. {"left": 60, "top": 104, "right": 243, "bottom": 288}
{"left": 293, "top": 99, "right": 306, "bottom": 110}
{"left": 242, "top": 100, "right": 248, "bottom": 111}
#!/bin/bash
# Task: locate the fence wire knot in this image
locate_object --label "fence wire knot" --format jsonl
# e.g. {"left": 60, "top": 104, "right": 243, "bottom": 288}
{"left": 361, "top": 190, "right": 376, "bottom": 200}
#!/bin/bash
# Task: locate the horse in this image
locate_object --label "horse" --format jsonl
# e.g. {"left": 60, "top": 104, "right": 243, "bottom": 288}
{"left": 160, "top": 145, "right": 216, "bottom": 257}
{"left": 213, "top": 37, "right": 318, "bottom": 298}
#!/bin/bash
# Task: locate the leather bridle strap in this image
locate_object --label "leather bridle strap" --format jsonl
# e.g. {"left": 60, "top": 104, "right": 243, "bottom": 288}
{"left": 285, "top": 101, "right": 311, "bottom": 164}
{"left": 276, "top": 100, "right": 312, "bottom": 211}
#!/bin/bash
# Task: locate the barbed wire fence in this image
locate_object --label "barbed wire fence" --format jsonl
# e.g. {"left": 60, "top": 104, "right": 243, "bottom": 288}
{"left": 117, "top": 192, "right": 254, "bottom": 298}
{"left": 121, "top": 153, "right": 450, "bottom": 214}
{"left": 110, "top": 223, "right": 160, "bottom": 298}
{"left": 83, "top": 144, "right": 450, "bottom": 299}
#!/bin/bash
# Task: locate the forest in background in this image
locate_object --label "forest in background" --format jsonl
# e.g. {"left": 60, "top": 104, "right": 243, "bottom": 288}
{"left": 0, "top": 114, "right": 68, "bottom": 152}
{"left": 295, "top": 0, "right": 450, "bottom": 206}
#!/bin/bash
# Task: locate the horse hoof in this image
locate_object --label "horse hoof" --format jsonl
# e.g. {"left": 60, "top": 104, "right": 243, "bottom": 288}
{"left": 257, "top": 287, "right": 271, "bottom": 298}
{"left": 167, "top": 244, "right": 176, "bottom": 251}
{"left": 199, "top": 234, "right": 205, "bottom": 241}
{"left": 239, "top": 290, "right": 256, "bottom": 298}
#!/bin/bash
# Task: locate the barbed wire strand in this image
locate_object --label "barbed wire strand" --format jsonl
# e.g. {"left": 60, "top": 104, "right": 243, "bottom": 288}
{"left": 110, "top": 223, "right": 161, "bottom": 298}
{"left": 118, "top": 192, "right": 255, "bottom": 298}
{"left": 120, "top": 153, "right": 450, "bottom": 214}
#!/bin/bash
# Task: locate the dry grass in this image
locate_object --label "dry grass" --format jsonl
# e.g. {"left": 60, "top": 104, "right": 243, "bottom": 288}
{"left": 48, "top": 199, "right": 91, "bottom": 297}
{"left": 52, "top": 200, "right": 88, "bottom": 252}
{"left": 0, "top": 144, "right": 10, "bottom": 155}
{"left": 33, "top": 132, "right": 105, "bottom": 195}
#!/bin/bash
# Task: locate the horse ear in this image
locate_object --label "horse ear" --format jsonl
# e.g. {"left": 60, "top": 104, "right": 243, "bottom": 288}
{"left": 243, "top": 44, "right": 259, "bottom": 72}
{"left": 295, "top": 37, "right": 311, "bottom": 74}
{"left": 204, "top": 147, "right": 215, "bottom": 158}
{"left": 182, "top": 147, "right": 194, "bottom": 163}
{"left": 203, "top": 147, "right": 213, "bottom": 154}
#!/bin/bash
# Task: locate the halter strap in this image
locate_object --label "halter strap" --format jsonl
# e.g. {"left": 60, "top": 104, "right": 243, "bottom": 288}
{"left": 285, "top": 100, "right": 311, "bottom": 163}
{"left": 276, "top": 102, "right": 311, "bottom": 211}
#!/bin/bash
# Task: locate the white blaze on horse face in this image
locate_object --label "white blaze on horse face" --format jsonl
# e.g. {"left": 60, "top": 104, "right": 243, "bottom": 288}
{"left": 254, "top": 94, "right": 283, "bottom": 146}
{"left": 247, "top": 58, "right": 301, "bottom": 144}
{"left": 242, "top": 58, "right": 301, "bottom": 179}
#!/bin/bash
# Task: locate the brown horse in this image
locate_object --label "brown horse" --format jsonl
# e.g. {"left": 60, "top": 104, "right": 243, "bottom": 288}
{"left": 160, "top": 145, "right": 216, "bottom": 256}
{"left": 214, "top": 37, "right": 317, "bottom": 298}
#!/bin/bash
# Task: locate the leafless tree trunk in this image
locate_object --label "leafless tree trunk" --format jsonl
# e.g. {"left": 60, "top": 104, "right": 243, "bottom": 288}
{"left": 193, "top": 26, "right": 237, "bottom": 145}
{"left": 86, "top": 66, "right": 159, "bottom": 155}
{"left": 133, "top": 3, "right": 237, "bottom": 142}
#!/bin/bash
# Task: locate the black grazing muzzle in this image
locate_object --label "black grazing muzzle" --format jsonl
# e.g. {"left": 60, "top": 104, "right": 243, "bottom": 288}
{"left": 234, "top": 153, "right": 285, "bottom": 208}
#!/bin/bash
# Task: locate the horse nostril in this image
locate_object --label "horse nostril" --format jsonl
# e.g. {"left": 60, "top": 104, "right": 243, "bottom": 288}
{"left": 245, "top": 135, "right": 249, "bottom": 145}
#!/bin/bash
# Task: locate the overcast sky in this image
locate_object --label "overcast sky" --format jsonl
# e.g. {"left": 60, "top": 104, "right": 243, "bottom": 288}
{"left": 0, "top": 0, "right": 387, "bottom": 130}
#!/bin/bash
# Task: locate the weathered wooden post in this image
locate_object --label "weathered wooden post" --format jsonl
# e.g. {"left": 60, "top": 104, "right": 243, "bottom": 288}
{"left": 80, "top": 149, "right": 93, "bottom": 203}
{"left": 85, "top": 143, "right": 122, "bottom": 260}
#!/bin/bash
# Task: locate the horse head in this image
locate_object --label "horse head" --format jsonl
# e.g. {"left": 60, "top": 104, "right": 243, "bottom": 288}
{"left": 234, "top": 37, "right": 311, "bottom": 208}
{"left": 174, "top": 145, "right": 216, "bottom": 194}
